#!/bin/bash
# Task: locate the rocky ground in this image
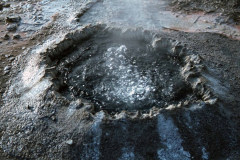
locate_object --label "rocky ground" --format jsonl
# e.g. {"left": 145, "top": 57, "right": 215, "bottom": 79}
{"left": 0, "top": 0, "right": 240, "bottom": 159}
{"left": 171, "top": 0, "right": 240, "bottom": 24}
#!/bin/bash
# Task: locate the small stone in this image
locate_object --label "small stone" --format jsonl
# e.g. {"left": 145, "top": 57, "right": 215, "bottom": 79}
{"left": 30, "top": 36, "right": 35, "bottom": 40}
{"left": 4, "top": 65, "right": 11, "bottom": 70}
{"left": 27, "top": 105, "right": 34, "bottom": 111}
{"left": 206, "top": 26, "right": 212, "bottom": 29}
{"left": 5, "top": 54, "right": 11, "bottom": 58}
{"left": 84, "top": 104, "right": 94, "bottom": 112}
{"left": 7, "top": 24, "right": 18, "bottom": 31}
{"left": 8, "top": 57, "right": 15, "bottom": 62}
{"left": 205, "top": 98, "right": 217, "bottom": 105}
{"left": 76, "top": 103, "right": 84, "bottom": 109}
{"left": 4, "top": 65, "right": 11, "bottom": 74}
{"left": 6, "top": 16, "right": 21, "bottom": 23}
{"left": 3, "top": 4, "right": 10, "bottom": 8}
{"left": 3, "top": 34, "right": 10, "bottom": 40}
{"left": 66, "top": 139, "right": 73, "bottom": 145}
{"left": 51, "top": 115, "right": 57, "bottom": 121}
{"left": 13, "top": 34, "right": 21, "bottom": 39}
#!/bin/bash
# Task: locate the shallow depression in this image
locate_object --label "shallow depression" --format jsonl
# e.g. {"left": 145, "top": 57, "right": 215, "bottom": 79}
{"left": 53, "top": 28, "right": 191, "bottom": 112}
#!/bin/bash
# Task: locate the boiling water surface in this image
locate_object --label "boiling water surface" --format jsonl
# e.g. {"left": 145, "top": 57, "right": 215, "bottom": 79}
{"left": 58, "top": 38, "right": 187, "bottom": 111}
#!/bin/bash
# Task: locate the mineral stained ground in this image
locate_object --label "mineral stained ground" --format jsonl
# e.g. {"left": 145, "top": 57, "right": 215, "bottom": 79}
{"left": 0, "top": 0, "right": 240, "bottom": 160}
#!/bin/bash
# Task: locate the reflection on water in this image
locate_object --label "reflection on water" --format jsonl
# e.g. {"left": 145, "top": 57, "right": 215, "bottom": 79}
{"left": 61, "top": 39, "right": 184, "bottom": 110}
{"left": 95, "top": 45, "right": 155, "bottom": 107}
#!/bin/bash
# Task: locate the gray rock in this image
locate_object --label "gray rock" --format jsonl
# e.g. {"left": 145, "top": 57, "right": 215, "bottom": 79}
{"left": 3, "top": 34, "right": 10, "bottom": 40}
{"left": 4, "top": 65, "right": 11, "bottom": 74}
{"left": 3, "top": 3, "right": 10, "bottom": 8}
{"left": 0, "top": 2, "right": 10, "bottom": 10}
{"left": 5, "top": 54, "right": 11, "bottom": 58}
{"left": 4, "top": 65, "right": 11, "bottom": 71}
{"left": 66, "top": 139, "right": 73, "bottom": 145}
{"left": 7, "top": 24, "right": 18, "bottom": 31}
{"left": 8, "top": 57, "right": 15, "bottom": 62}
{"left": 6, "top": 16, "right": 21, "bottom": 23}
{"left": 13, "top": 34, "right": 21, "bottom": 39}
{"left": 0, "top": 4, "right": 3, "bottom": 11}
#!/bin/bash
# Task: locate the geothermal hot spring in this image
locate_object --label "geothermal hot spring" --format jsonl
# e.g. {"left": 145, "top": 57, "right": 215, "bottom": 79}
{"left": 2, "top": 24, "right": 238, "bottom": 160}
{"left": 50, "top": 27, "right": 192, "bottom": 113}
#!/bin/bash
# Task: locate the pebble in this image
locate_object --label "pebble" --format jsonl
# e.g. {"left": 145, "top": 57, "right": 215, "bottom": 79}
{"left": 7, "top": 24, "right": 18, "bottom": 31}
{"left": 3, "top": 4, "right": 10, "bottom": 8}
{"left": 66, "top": 139, "right": 73, "bottom": 145}
{"left": 13, "top": 34, "right": 21, "bottom": 39}
{"left": 3, "top": 34, "right": 10, "bottom": 40}
{"left": 206, "top": 26, "right": 212, "bottom": 29}
{"left": 8, "top": 57, "right": 15, "bottom": 62}
{"left": 4, "top": 65, "right": 11, "bottom": 70}
{"left": 76, "top": 103, "right": 84, "bottom": 109}
{"left": 4, "top": 65, "right": 11, "bottom": 74}
{"left": 51, "top": 115, "right": 57, "bottom": 121}
{"left": 0, "top": 3, "right": 10, "bottom": 9}
{"left": 6, "top": 16, "right": 21, "bottom": 23}
{"left": 5, "top": 54, "right": 11, "bottom": 58}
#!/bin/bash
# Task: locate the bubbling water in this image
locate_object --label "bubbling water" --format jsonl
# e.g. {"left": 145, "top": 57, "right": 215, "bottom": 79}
{"left": 55, "top": 30, "right": 189, "bottom": 112}
{"left": 95, "top": 45, "right": 155, "bottom": 107}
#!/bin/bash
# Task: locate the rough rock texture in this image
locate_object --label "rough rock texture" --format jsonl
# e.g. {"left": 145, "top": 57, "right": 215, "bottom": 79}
{"left": 0, "top": 25, "right": 239, "bottom": 159}
{"left": 171, "top": 0, "right": 240, "bottom": 23}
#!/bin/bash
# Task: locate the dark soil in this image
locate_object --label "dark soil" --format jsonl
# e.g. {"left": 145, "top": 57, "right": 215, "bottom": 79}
{"left": 170, "top": 30, "right": 240, "bottom": 128}
{"left": 171, "top": 0, "right": 240, "bottom": 23}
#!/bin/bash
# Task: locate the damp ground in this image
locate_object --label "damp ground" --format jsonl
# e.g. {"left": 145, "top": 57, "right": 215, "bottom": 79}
{"left": 0, "top": 0, "right": 240, "bottom": 160}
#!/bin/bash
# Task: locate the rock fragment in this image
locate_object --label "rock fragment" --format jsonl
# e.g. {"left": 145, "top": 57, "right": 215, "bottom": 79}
{"left": 6, "top": 16, "right": 21, "bottom": 23}
{"left": 2, "top": 34, "right": 10, "bottom": 40}
{"left": 66, "top": 139, "right": 73, "bottom": 145}
{"left": 5, "top": 54, "right": 11, "bottom": 58}
{"left": 0, "top": 3, "right": 10, "bottom": 10}
{"left": 3, "top": 3, "right": 10, "bottom": 8}
{"left": 4, "top": 65, "right": 11, "bottom": 74}
{"left": 8, "top": 57, "right": 15, "bottom": 62}
{"left": 13, "top": 34, "right": 21, "bottom": 39}
{"left": 7, "top": 24, "right": 18, "bottom": 31}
